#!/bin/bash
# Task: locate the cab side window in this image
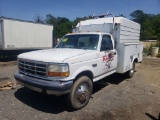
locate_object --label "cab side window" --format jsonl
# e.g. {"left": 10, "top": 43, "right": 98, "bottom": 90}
{"left": 100, "top": 35, "right": 113, "bottom": 51}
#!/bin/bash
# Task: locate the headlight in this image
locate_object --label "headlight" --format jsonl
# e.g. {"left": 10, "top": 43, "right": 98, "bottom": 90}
{"left": 48, "top": 63, "right": 69, "bottom": 77}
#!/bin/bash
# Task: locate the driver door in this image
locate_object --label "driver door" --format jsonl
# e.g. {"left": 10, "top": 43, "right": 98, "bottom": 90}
{"left": 99, "top": 34, "right": 117, "bottom": 74}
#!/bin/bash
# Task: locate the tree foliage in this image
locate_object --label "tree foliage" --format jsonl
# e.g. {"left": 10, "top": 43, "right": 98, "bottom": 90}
{"left": 130, "top": 10, "right": 160, "bottom": 40}
{"left": 54, "top": 17, "right": 72, "bottom": 38}
{"left": 34, "top": 10, "right": 160, "bottom": 40}
{"left": 34, "top": 14, "right": 44, "bottom": 23}
{"left": 43, "top": 14, "right": 72, "bottom": 38}
{"left": 72, "top": 16, "right": 92, "bottom": 28}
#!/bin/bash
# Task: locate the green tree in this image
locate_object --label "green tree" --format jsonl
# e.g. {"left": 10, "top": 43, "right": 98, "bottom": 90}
{"left": 119, "top": 14, "right": 126, "bottom": 18}
{"left": 44, "top": 14, "right": 72, "bottom": 38}
{"left": 130, "top": 10, "right": 146, "bottom": 25}
{"left": 33, "top": 14, "right": 44, "bottom": 23}
{"left": 152, "top": 14, "right": 160, "bottom": 40}
{"left": 141, "top": 19, "right": 155, "bottom": 40}
{"left": 54, "top": 17, "right": 72, "bottom": 38}
{"left": 45, "top": 14, "right": 56, "bottom": 25}
{"left": 72, "top": 16, "right": 92, "bottom": 28}
{"left": 33, "top": 10, "right": 160, "bottom": 41}
{"left": 130, "top": 10, "right": 159, "bottom": 40}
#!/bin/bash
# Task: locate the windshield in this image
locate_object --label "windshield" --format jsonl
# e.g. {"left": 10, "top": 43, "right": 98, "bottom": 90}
{"left": 56, "top": 34, "right": 99, "bottom": 50}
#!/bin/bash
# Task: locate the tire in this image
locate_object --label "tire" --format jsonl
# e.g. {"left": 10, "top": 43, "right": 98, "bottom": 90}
{"left": 125, "top": 62, "right": 135, "bottom": 78}
{"left": 66, "top": 76, "right": 93, "bottom": 110}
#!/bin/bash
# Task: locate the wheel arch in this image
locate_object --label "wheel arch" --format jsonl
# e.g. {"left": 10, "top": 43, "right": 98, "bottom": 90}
{"left": 74, "top": 70, "right": 94, "bottom": 83}
{"left": 133, "top": 58, "right": 138, "bottom": 63}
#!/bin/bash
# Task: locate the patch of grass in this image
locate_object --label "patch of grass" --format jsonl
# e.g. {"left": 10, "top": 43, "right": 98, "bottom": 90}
{"left": 156, "top": 53, "right": 160, "bottom": 58}
{"left": 143, "top": 41, "right": 160, "bottom": 56}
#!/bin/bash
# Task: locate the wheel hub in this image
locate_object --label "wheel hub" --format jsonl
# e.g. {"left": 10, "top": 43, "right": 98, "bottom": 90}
{"left": 130, "top": 63, "right": 135, "bottom": 74}
{"left": 76, "top": 83, "right": 89, "bottom": 103}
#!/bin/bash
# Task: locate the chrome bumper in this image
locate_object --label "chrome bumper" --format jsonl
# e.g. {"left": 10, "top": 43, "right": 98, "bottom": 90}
{"left": 14, "top": 72, "right": 73, "bottom": 95}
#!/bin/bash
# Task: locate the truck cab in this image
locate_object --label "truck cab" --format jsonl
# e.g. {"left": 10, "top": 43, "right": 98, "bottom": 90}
{"left": 55, "top": 33, "right": 118, "bottom": 80}
{"left": 15, "top": 15, "right": 143, "bottom": 110}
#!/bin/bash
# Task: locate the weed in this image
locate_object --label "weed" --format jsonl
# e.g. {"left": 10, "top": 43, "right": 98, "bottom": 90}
{"left": 143, "top": 41, "right": 160, "bottom": 56}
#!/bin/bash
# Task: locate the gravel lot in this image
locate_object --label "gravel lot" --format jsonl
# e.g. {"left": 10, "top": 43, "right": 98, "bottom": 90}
{"left": 0, "top": 57, "right": 160, "bottom": 120}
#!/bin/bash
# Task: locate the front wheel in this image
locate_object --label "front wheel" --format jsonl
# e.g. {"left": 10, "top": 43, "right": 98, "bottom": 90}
{"left": 66, "top": 76, "right": 93, "bottom": 110}
{"left": 125, "top": 62, "right": 135, "bottom": 78}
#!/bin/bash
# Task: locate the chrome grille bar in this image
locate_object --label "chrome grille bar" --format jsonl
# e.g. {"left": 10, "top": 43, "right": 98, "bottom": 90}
{"left": 18, "top": 59, "right": 47, "bottom": 77}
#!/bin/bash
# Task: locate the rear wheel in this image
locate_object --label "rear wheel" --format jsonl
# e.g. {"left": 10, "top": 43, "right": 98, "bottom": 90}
{"left": 66, "top": 76, "right": 93, "bottom": 110}
{"left": 125, "top": 62, "right": 135, "bottom": 78}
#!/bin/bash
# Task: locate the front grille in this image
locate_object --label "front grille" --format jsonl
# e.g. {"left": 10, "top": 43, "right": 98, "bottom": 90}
{"left": 19, "top": 59, "right": 48, "bottom": 77}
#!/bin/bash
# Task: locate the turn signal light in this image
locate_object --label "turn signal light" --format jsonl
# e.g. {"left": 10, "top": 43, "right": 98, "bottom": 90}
{"left": 48, "top": 72, "right": 69, "bottom": 77}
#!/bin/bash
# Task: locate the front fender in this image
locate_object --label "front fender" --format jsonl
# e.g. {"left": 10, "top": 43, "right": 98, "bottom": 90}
{"left": 70, "top": 64, "right": 94, "bottom": 80}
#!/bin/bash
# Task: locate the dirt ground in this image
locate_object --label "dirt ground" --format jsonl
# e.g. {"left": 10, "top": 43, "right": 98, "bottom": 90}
{"left": 0, "top": 57, "right": 160, "bottom": 120}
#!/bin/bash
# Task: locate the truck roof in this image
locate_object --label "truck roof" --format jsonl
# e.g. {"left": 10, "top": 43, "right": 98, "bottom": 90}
{"left": 75, "top": 16, "right": 140, "bottom": 43}
{"left": 76, "top": 17, "right": 140, "bottom": 28}
{"left": 66, "top": 32, "right": 111, "bottom": 36}
{"left": 0, "top": 16, "right": 52, "bottom": 26}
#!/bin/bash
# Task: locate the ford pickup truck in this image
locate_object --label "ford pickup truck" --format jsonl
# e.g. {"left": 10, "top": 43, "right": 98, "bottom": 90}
{"left": 15, "top": 14, "right": 143, "bottom": 110}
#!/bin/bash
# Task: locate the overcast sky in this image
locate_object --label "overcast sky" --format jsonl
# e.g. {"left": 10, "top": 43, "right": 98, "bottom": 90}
{"left": 0, "top": 0, "right": 160, "bottom": 21}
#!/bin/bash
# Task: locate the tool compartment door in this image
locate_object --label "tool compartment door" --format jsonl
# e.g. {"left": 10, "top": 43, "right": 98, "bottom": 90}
{"left": 116, "top": 43, "right": 143, "bottom": 73}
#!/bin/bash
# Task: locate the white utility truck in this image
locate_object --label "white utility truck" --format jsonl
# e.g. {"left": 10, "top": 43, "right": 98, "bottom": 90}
{"left": 15, "top": 14, "right": 143, "bottom": 110}
{"left": 0, "top": 17, "right": 53, "bottom": 57}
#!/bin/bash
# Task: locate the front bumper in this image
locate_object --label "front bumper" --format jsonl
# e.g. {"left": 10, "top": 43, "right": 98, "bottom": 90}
{"left": 14, "top": 72, "right": 73, "bottom": 95}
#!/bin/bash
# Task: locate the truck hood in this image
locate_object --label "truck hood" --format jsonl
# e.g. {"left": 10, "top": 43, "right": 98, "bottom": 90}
{"left": 18, "top": 48, "right": 96, "bottom": 63}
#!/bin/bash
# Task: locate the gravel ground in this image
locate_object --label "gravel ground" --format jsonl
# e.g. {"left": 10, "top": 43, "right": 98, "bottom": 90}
{"left": 0, "top": 57, "right": 160, "bottom": 120}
